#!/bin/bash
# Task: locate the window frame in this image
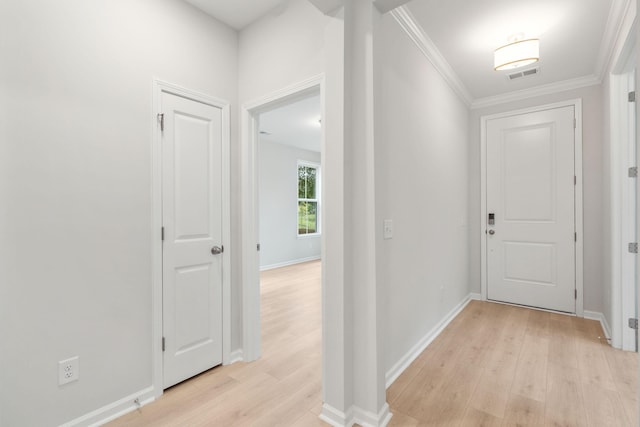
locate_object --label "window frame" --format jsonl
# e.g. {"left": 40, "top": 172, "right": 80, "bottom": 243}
{"left": 297, "top": 160, "right": 321, "bottom": 237}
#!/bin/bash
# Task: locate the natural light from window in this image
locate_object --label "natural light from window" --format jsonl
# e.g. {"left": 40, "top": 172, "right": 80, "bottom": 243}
{"left": 297, "top": 162, "right": 320, "bottom": 236}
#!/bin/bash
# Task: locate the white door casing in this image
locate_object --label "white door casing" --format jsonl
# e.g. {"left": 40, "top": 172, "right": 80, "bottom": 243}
{"left": 485, "top": 105, "right": 577, "bottom": 313}
{"left": 622, "top": 67, "right": 637, "bottom": 350}
{"left": 154, "top": 83, "right": 230, "bottom": 390}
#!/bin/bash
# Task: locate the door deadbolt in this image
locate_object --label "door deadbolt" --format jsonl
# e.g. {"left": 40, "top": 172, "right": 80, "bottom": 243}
{"left": 488, "top": 213, "right": 495, "bottom": 225}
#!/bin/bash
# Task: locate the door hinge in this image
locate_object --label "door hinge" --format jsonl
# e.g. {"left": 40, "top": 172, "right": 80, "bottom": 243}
{"left": 573, "top": 118, "right": 576, "bottom": 129}
{"left": 575, "top": 289, "right": 577, "bottom": 299}
{"left": 161, "top": 227, "right": 165, "bottom": 241}
{"left": 158, "top": 113, "right": 164, "bottom": 131}
{"left": 574, "top": 232, "right": 577, "bottom": 242}
{"left": 629, "top": 242, "right": 638, "bottom": 253}
{"left": 629, "top": 318, "right": 638, "bottom": 329}
{"left": 574, "top": 175, "right": 577, "bottom": 185}
{"left": 162, "top": 337, "right": 166, "bottom": 351}
{"left": 257, "top": 243, "right": 261, "bottom": 251}
{"left": 629, "top": 167, "right": 638, "bottom": 178}
{"left": 629, "top": 91, "right": 636, "bottom": 103}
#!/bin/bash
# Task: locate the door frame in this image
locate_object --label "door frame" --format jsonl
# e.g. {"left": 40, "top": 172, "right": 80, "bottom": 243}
{"left": 240, "top": 74, "right": 325, "bottom": 362}
{"left": 609, "top": 21, "right": 637, "bottom": 350}
{"left": 480, "top": 99, "right": 584, "bottom": 316}
{"left": 151, "top": 79, "right": 232, "bottom": 397}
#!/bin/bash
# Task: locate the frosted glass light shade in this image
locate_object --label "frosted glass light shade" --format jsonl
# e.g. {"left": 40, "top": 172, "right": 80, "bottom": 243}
{"left": 494, "top": 39, "right": 539, "bottom": 71}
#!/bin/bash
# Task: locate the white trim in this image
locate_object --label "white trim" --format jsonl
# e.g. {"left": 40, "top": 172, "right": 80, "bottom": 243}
{"left": 575, "top": 100, "right": 584, "bottom": 317}
{"left": 469, "top": 292, "right": 482, "bottom": 301}
{"left": 228, "top": 349, "right": 244, "bottom": 364}
{"left": 385, "top": 293, "right": 475, "bottom": 388}
{"left": 352, "top": 403, "right": 392, "bottom": 427}
{"left": 480, "top": 99, "right": 584, "bottom": 317}
{"left": 260, "top": 256, "right": 321, "bottom": 271}
{"left": 151, "top": 79, "right": 232, "bottom": 393}
{"left": 584, "top": 310, "right": 613, "bottom": 342}
{"left": 471, "top": 75, "right": 601, "bottom": 109}
{"left": 389, "top": 3, "right": 630, "bottom": 110}
{"left": 389, "top": 6, "right": 473, "bottom": 107}
{"left": 319, "top": 403, "right": 392, "bottom": 427}
{"left": 609, "top": 27, "right": 637, "bottom": 350}
{"left": 595, "top": 0, "right": 634, "bottom": 79}
{"left": 61, "top": 386, "right": 155, "bottom": 427}
{"left": 320, "top": 404, "right": 354, "bottom": 427}
{"left": 241, "top": 75, "right": 325, "bottom": 362}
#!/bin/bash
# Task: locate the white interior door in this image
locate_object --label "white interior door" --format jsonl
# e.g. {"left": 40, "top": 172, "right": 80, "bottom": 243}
{"left": 486, "top": 106, "right": 576, "bottom": 313}
{"left": 162, "top": 91, "right": 223, "bottom": 388}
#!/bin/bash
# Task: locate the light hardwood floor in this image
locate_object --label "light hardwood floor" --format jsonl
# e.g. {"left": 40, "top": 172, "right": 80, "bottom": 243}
{"left": 109, "top": 261, "right": 637, "bottom": 426}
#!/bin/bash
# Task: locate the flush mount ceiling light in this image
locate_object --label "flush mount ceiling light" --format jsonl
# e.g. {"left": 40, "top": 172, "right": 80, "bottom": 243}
{"left": 494, "top": 35, "right": 539, "bottom": 71}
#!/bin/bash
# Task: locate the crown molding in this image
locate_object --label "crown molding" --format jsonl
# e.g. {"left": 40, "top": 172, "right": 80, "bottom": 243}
{"left": 594, "top": 0, "right": 634, "bottom": 79}
{"left": 390, "top": 6, "right": 473, "bottom": 107}
{"left": 390, "top": 2, "right": 624, "bottom": 110}
{"left": 471, "top": 74, "right": 601, "bottom": 109}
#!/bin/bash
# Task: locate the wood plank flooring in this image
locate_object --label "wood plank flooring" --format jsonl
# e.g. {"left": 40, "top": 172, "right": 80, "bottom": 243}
{"left": 109, "top": 261, "right": 637, "bottom": 426}
{"left": 108, "top": 261, "right": 324, "bottom": 427}
{"left": 388, "top": 301, "right": 638, "bottom": 427}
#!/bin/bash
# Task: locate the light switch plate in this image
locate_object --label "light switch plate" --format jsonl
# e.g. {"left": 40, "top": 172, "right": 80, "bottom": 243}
{"left": 383, "top": 219, "right": 393, "bottom": 239}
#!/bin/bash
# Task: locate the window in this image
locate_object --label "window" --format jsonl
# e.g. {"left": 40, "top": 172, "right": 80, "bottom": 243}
{"left": 298, "top": 161, "right": 320, "bottom": 235}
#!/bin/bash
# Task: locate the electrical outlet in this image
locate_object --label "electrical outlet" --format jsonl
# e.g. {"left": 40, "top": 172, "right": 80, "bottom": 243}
{"left": 58, "top": 356, "right": 79, "bottom": 385}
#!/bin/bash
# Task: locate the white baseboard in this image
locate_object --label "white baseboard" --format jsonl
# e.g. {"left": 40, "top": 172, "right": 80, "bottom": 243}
{"left": 353, "top": 403, "right": 392, "bottom": 427}
{"left": 320, "top": 403, "right": 353, "bottom": 427}
{"left": 584, "top": 310, "right": 612, "bottom": 341}
{"left": 228, "top": 348, "right": 244, "bottom": 364}
{"left": 60, "top": 386, "right": 155, "bottom": 427}
{"left": 260, "top": 255, "right": 321, "bottom": 271}
{"left": 320, "top": 403, "right": 392, "bottom": 427}
{"left": 469, "top": 292, "right": 481, "bottom": 300}
{"left": 385, "top": 293, "right": 475, "bottom": 388}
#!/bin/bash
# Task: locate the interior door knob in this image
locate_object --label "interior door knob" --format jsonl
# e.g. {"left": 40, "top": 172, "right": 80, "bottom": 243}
{"left": 488, "top": 229, "right": 495, "bottom": 235}
{"left": 211, "top": 246, "right": 223, "bottom": 255}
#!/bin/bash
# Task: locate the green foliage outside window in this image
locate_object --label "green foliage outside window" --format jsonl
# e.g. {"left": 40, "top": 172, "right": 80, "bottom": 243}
{"left": 298, "top": 165, "right": 318, "bottom": 235}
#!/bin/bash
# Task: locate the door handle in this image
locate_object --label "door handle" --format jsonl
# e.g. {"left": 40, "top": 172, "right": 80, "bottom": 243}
{"left": 488, "top": 229, "right": 495, "bottom": 235}
{"left": 211, "top": 246, "right": 223, "bottom": 255}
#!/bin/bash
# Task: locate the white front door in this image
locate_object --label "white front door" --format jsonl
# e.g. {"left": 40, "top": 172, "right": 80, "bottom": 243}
{"left": 486, "top": 105, "right": 576, "bottom": 313}
{"left": 162, "top": 91, "right": 223, "bottom": 388}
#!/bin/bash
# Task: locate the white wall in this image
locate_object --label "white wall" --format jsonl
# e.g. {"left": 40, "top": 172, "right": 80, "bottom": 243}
{"left": 238, "top": 0, "right": 333, "bottom": 103}
{"left": 0, "top": 1, "right": 238, "bottom": 425}
{"left": 375, "top": 13, "right": 471, "bottom": 373}
{"left": 259, "top": 141, "right": 321, "bottom": 268}
{"left": 237, "top": 0, "right": 352, "bottom": 416}
{"left": 469, "top": 85, "right": 605, "bottom": 313}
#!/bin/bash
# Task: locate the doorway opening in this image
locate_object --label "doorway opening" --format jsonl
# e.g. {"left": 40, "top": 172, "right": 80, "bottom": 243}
{"left": 240, "top": 76, "right": 325, "bottom": 363}
{"left": 256, "top": 91, "right": 323, "bottom": 369}
{"left": 257, "top": 93, "right": 322, "bottom": 271}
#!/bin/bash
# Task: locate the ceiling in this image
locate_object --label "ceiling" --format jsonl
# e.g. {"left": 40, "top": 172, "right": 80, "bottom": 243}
{"left": 258, "top": 94, "right": 322, "bottom": 153}
{"left": 184, "top": 0, "right": 624, "bottom": 104}
{"left": 183, "top": 0, "right": 284, "bottom": 29}
{"left": 405, "top": 0, "right": 617, "bottom": 102}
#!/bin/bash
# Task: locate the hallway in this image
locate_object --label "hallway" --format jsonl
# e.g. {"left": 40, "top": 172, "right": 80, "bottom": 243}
{"left": 109, "top": 261, "right": 637, "bottom": 426}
